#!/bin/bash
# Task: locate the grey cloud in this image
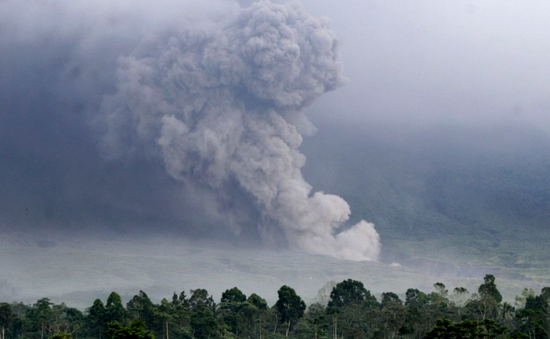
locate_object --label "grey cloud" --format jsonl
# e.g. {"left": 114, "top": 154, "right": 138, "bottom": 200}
{"left": 0, "top": 0, "right": 380, "bottom": 261}
{"left": 102, "top": 1, "right": 380, "bottom": 261}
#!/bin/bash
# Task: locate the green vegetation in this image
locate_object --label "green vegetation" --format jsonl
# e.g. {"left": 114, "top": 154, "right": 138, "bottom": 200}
{"left": 1, "top": 275, "right": 549, "bottom": 339}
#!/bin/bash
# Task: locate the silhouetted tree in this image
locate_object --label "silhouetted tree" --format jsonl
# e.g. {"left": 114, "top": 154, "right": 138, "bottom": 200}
{"left": 275, "top": 286, "right": 306, "bottom": 338}
{"left": 88, "top": 299, "right": 106, "bottom": 339}
{"left": 0, "top": 303, "right": 13, "bottom": 339}
{"left": 221, "top": 288, "right": 246, "bottom": 304}
{"left": 106, "top": 293, "right": 126, "bottom": 324}
{"left": 479, "top": 275, "right": 502, "bottom": 304}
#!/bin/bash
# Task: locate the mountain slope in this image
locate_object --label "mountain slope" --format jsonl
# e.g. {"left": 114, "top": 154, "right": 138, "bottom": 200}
{"left": 301, "top": 122, "right": 550, "bottom": 276}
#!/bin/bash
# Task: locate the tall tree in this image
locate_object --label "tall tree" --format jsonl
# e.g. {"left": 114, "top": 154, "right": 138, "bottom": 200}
{"left": 127, "top": 291, "right": 155, "bottom": 325}
{"left": 34, "top": 298, "right": 54, "bottom": 339}
{"left": 247, "top": 294, "right": 268, "bottom": 339}
{"left": 466, "top": 275, "right": 502, "bottom": 321}
{"left": 515, "top": 289, "right": 536, "bottom": 309}
{"left": 404, "top": 289, "right": 431, "bottom": 337}
{"left": 171, "top": 291, "right": 191, "bottom": 337}
{"left": 305, "top": 304, "right": 328, "bottom": 339}
{"left": 49, "top": 303, "right": 83, "bottom": 335}
{"left": 479, "top": 275, "right": 503, "bottom": 304}
{"left": 0, "top": 303, "right": 12, "bottom": 339}
{"left": 189, "top": 289, "right": 218, "bottom": 339}
{"left": 189, "top": 290, "right": 215, "bottom": 313}
{"left": 381, "top": 292, "right": 402, "bottom": 307}
{"left": 106, "top": 293, "right": 126, "bottom": 324}
{"left": 518, "top": 292, "right": 549, "bottom": 339}
{"left": 88, "top": 299, "right": 106, "bottom": 339}
{"left": 247, "top": 294, "right": 267, "bottom": 311}
{"left": 11, "top": 302, "right": 30, "bottom": 339}
{"left": 219, "top": 287, "right": 254, "bottom": 338}
{"left": 155, "top": 299, "right": 175, "bottom": 339}
{"left": 380, "top": 293, "right": 406, "bottom": 339}
{"left": 221, "top": 288, "right": 246, "bottom": 304}
{"left": 433, "top": 283, "right": 449, "bottom": 298}
{"left": 328, "top": 279, "right": 377, "bottom": 309}
{"left": 274, "top": 286, "right": 306, "bottom": 338}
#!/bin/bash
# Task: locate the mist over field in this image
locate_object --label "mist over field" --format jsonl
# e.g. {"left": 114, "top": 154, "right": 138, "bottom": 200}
{"left": 1, "top": 0, "right": 550, "bottom": 307}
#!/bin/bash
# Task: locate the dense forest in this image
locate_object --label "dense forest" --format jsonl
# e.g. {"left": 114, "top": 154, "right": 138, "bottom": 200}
{"left": 0, "top": 275, "right": 548, "bottom": 339}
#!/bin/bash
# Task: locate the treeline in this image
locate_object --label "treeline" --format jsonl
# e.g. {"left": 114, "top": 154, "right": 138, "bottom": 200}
{"left": 0, "top": 274, "right": 549, "bottom": 339}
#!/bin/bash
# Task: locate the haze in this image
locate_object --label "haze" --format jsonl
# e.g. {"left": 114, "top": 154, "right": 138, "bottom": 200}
{"left": 1, "top": 0, "right": 549, "bottom": 306}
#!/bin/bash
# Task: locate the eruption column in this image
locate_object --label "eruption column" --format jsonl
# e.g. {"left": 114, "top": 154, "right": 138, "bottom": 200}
{"left": 102, "top": 1, "right": 381, "bottom": 261}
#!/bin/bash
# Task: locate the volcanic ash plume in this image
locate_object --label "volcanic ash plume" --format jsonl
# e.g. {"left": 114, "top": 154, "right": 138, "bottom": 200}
{"left": 102, "top": 1, "right": 380, "bottom": 261}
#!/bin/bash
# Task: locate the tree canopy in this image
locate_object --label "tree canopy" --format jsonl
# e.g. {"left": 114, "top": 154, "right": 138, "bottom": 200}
{"left": 0, "top": 275, "right": 547, "bottom": 339}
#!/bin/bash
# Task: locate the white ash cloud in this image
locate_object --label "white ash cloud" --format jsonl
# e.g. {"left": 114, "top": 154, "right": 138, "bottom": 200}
{"left": 102, "top": 1, "right": 380, "bottom": 261}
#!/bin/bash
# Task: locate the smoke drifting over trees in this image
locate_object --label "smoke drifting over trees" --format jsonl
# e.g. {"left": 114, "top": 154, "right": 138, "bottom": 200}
{"left": 0, "top": 0, "right": 380, "bottom": 260}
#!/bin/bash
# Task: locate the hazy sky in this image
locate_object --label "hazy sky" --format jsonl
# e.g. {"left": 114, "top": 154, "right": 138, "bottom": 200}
{"left": 296, "top": 0, "right": 550, "bottom": 129}
{"left": 2, "top": 0, "right": 550, "bottom": 304}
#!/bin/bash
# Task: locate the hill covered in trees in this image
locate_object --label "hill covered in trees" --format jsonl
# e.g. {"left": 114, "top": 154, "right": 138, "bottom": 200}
{"left": 0, "top": 275, "right": 548, "bottom": 339}
{"left": 302, "top": 122, "right": 550, "bottom": 279}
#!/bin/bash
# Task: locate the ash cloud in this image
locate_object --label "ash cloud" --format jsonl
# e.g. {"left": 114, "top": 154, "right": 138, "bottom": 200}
{"left": 0, "top": 0, "right": 380, "bottom": 261}
{"left": 102, "top": 1, "right": 380, "bottom": 260}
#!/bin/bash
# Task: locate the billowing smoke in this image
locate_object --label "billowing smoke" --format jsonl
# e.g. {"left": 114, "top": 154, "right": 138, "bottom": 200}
{"left": 0, "top": 0, "right": 380, "bottom": 261}
{"left": 101, "top": 1, "right": 380, "bottom": 261}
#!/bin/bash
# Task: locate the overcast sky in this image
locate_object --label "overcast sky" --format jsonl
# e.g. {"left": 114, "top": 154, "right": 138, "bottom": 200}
{"left": 2, "top": 0, "right": 550, "bottom": 303}
{"left": 1, "top": 0, "right": 549, "bottom": 241}
{"left": 294, "top": 0, "right": 550, "bottom": 129}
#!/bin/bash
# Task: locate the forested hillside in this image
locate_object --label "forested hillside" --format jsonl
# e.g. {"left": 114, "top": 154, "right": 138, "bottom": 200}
{"left": 302, "top": 122, "right": 550, "bottom": 277}
{"left": 0, "top": 275, "right": 548, "bottom": 339}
